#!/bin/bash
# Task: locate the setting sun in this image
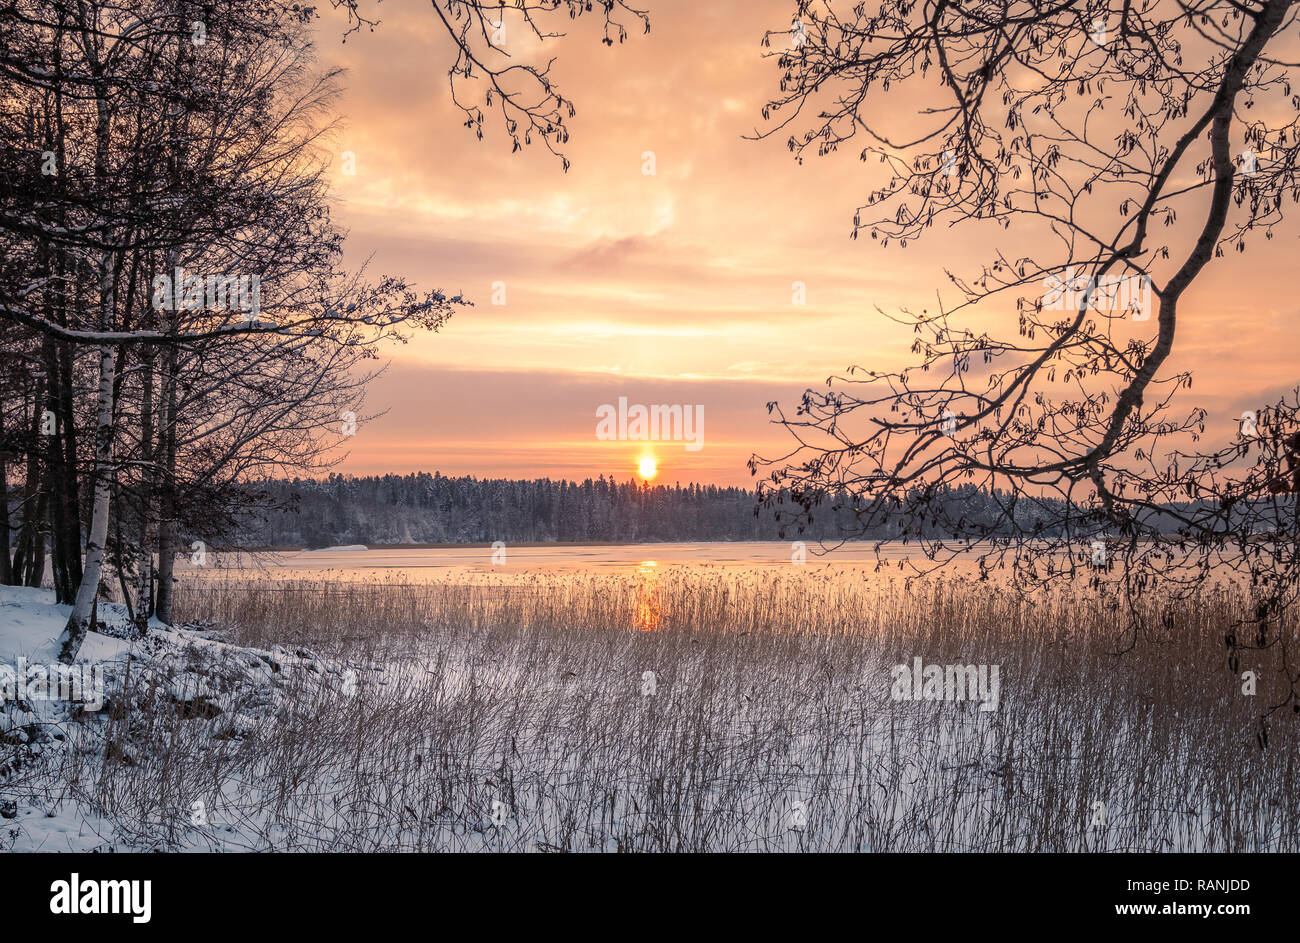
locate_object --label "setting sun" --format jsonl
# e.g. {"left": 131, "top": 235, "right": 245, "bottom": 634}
{"left": 638, "top": 456, "right": 658, "bottom": 480}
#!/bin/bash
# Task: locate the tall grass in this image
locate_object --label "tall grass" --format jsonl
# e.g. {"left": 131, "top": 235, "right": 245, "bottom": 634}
{"left": 35, "top": 570, "right": 1300, "bottom": 851}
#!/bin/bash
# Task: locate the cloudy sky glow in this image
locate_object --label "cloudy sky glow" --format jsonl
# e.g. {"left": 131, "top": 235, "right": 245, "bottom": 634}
{"left": 315, "top": 0, "right": 1299, "bottom": 486}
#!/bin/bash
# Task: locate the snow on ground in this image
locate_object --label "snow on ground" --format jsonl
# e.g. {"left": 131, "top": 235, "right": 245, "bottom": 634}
{"left": 2, "top": 584, "right": 1281, "bottom": 852}
{"left": 0, "top": 585, "right": 134, "bottom": 664}
{"left": 0, "top": 585, "right": 357, "bottom": 852}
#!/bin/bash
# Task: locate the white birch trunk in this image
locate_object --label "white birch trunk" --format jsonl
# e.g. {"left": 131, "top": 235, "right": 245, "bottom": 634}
{"left": 56, "top": 344, "right": 116, "bottom": 662}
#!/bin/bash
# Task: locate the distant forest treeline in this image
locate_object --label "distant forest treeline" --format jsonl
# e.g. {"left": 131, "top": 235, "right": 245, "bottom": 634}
{"left": 230, "top": 472, "right": 1076, "bottom": 548}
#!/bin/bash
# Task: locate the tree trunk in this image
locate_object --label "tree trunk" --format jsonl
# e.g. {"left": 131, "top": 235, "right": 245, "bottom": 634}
{"left": 56, "top": 344, "right": 116, "bottom": 662}
{"left": 43, "top": 338, "right": 74, "bottom": 601}
{"left": 154, "top": 342, "right": 178, "bottom": 625}
{"left": 133, "top": 343, "right": 155, "bottom": 632}
{"left": 57, "top": 73, "right": 118, "bottom": 662}
{"left": 25, "top": 492, "right": 47, "bottom": 588}
{"left": 55, "top": 338, "right": 82, "bottom": 599}
{"left": 0, "top": 407, "right": 10, "bottom": 586}
{"left": 11, "top": 397, "right": 42, "bottom": 585}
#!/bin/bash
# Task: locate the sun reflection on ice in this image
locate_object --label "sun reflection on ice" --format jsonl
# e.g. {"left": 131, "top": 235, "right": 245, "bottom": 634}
{"left": 635, "top": 560, "right": 661, "bottom": 631}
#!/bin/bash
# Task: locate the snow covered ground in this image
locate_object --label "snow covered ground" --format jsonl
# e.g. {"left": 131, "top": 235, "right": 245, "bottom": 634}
{"left": 1, "top": 578, "right": 1295, "bottom": 852}
{"left": 0, "top": 584, "right": 136, "bottom": 664}
{"left": 0, "top": 586, "right": 354, "bottom": 851}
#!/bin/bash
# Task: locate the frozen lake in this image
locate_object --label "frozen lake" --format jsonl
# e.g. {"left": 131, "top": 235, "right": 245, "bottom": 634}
{"left": 179, "top": 540, "right": 992, "bottom": 581}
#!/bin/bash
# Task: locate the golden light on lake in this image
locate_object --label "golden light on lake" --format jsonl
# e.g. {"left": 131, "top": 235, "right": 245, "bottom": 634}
{"left": 638, "top": 456, "right": 658, "bottom": 480}
{"left": 635, "top": 560, "right": 661, "bottom": 631}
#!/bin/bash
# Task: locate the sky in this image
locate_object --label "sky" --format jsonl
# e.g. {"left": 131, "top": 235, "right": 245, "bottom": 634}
{"left": 311, "top": 0, "right": 1300, "bottom": 487}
